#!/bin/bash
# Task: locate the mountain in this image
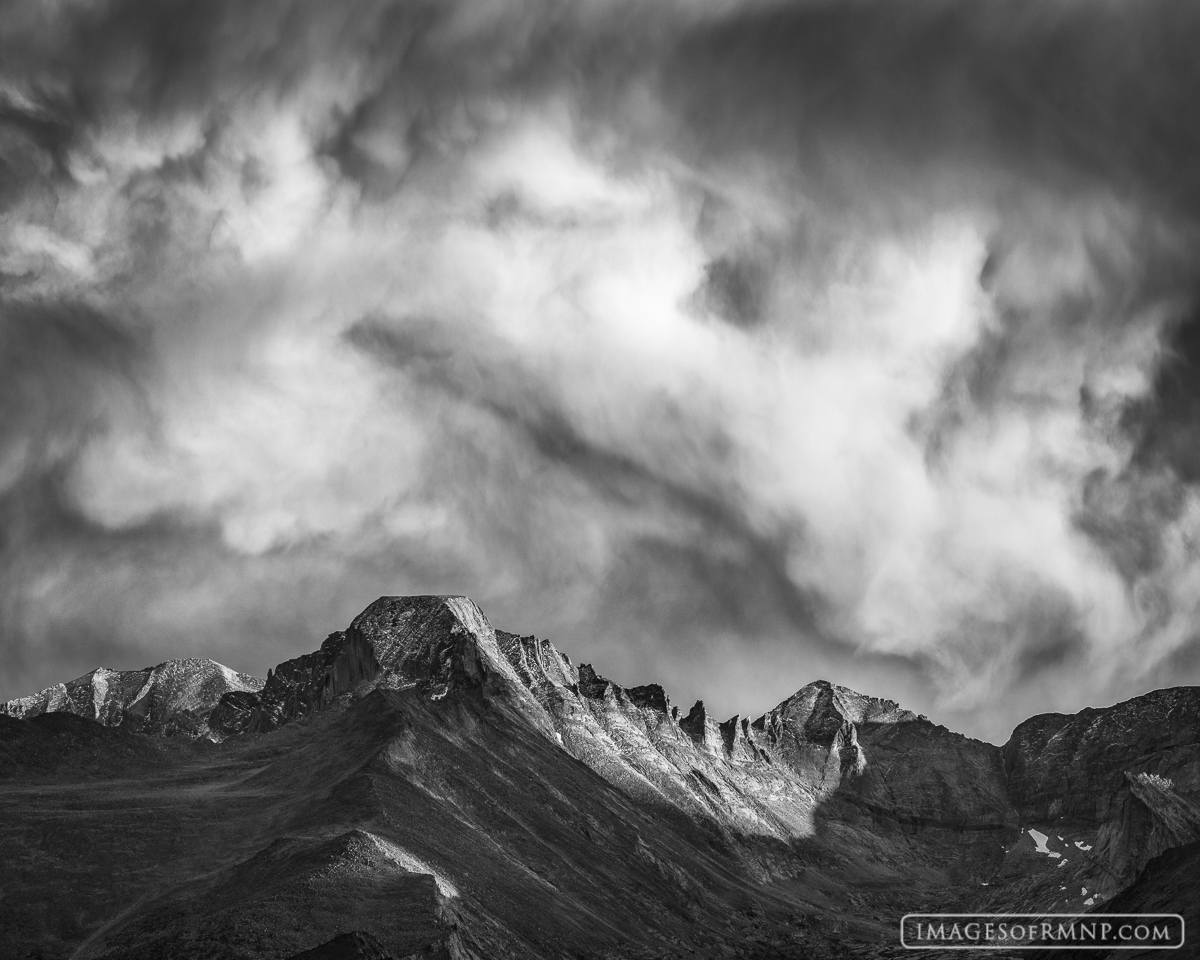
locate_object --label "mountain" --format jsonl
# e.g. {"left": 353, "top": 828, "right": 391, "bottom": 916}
{"left": 1, "top": 595, "right": 1198, "bottom": 959}
{"left": 1003, "top": 688, "right": 1200, "bottom": 897}
{"left": 1, "top": 658, "right": 263, "bottom": 737}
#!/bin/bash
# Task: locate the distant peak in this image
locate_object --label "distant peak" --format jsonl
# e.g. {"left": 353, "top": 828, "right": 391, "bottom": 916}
{"left": 769, "top": 679, "right": 918, "bottom": 728}
{"left": 0, "top": 656, "right": 261, "bottom": 735}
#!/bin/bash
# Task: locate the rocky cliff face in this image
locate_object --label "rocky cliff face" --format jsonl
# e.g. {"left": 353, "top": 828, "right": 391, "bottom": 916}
{"left": 1003, "top": 687, "right": 1200, "bottom": 895}
{"left": 0, "top": 659, "right": 262, "bottom": 737}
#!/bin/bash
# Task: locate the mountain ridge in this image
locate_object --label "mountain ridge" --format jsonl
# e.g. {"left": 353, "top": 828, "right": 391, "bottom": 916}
{"left": 0, "top": 657, "right": 263, "bottom": 738}
{"left": 0, "top": 595, "right": 970, "bottom": 752}
{"left": 3, "top": 594, "right": 1199, "bottom": 958}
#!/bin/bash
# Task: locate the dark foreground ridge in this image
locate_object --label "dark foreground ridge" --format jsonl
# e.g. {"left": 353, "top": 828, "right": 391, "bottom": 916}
{"left": 2, "top": 595, "right": 1198, "bottom": 959}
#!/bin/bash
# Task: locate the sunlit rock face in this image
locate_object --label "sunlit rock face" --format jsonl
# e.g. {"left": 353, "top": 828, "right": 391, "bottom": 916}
{"left": 0, "top": 659, "right": 262, "bottom": 737}
{"left": 499, "top": 636, "right": 817, "bottom": 835}
{"left": 495, "top": 630, "right": 995, "bottom": 843}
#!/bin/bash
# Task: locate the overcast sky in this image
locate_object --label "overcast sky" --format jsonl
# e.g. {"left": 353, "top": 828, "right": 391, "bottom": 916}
{"left": 5, "top": 0, "right": 1200, "bottom": 742}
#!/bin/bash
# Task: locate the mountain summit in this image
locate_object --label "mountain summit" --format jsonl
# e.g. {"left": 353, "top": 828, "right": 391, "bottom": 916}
{"left": 208, "top": 595, "right": 552, "bottom": 738}
{"left": 2, "top": 594, "right": 1198, "bottom": 959}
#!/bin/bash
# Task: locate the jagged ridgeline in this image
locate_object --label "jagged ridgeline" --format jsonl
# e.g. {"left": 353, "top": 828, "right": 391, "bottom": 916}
{"left": 2, "top": 595, "right": 1199, "bottom": 960}
{"left": 1, "top": 658, "right": 263, "bottom": 737}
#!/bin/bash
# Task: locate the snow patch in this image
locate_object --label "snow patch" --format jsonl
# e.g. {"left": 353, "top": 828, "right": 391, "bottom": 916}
{"left": 1084, "top": 897, "right": 1095, "bottom": 906}
{"left": 1028, "top": 829, "right": 1060, "bottom": 856}
{"left": 1074, "top": 841, "right": 1093, "bottom": 851}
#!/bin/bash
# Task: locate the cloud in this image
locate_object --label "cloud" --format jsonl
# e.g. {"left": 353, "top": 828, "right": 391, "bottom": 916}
{"left": 4, "top": 0, "right": 1200, "bottom": 742}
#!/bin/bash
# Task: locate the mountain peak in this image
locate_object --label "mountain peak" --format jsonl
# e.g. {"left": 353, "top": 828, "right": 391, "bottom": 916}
{"left": 348, "top": 594, "right": 507, "bottom": 692}
{"left": 768, "top": 678, "right": 920, "bottom": 729}
{"left": 213, "top": 594, "right": 551, "bottom": 737}
{"left": 0, "top": 657, "right": 261, "bottom": 736}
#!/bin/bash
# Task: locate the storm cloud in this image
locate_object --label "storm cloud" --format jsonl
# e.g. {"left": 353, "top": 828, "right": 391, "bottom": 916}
{"left": 5, "top": 0, "right": 1200, "bottom": 741}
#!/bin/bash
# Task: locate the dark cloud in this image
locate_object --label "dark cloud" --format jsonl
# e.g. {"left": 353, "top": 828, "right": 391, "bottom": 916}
{"left": 1075, "top": 468, "right": 1184, "bottom": 585}
{"left": 662, "top": 0, "right": 1200, "bottom": 218}
{"left": 696, "top": 253, "right": 772, "bottom": 329}
{"left": 1010, "top": 588, "right": 1089, "bottom": 683}
{"left": 1070, "top": 305, "right": 1200, "bottom": 588}
{"left": 0, "top": 92, "right": 78, "bottom": 206}
{"left": 0, "top": 299, "right": 143, "bottom": 474}
{"left": 1124, "top": 308, "right": 1200, "bottom": 483}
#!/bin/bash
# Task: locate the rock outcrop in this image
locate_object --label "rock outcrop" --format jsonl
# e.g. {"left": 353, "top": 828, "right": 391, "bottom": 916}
{"left": 0, "top": 658, "right": 262, "bottom": 737}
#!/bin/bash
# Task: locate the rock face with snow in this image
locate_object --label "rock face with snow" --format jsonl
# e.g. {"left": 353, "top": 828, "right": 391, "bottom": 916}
{"left": 0, "top": 658, "right": 263, "bottom": 737}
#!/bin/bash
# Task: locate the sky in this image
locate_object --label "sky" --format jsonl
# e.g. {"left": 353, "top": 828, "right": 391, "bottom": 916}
{"left": 4, "top": 0, "right": 1200, "bottom": 743}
